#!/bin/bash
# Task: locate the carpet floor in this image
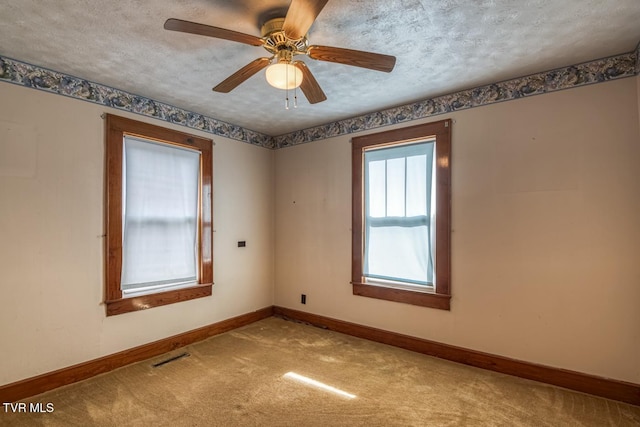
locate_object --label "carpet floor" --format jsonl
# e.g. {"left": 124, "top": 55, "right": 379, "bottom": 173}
{"left": 2, "top": 316, "right": 639, "bottom": 426}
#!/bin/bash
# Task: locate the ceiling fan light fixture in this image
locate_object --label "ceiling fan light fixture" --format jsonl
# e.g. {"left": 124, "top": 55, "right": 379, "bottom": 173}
{"left": 266, "top": 62, "right": 303, "bottom": 90}
{"left": 166, "top": 0, "right": 394, "bottom": 104}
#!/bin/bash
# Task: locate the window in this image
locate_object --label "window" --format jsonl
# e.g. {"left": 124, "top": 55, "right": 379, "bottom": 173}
{"left": 352, "top": 119, "right": 451, "bottom": 310}
{"left": 105, "top": 114, "right": 213, "bottom": 316}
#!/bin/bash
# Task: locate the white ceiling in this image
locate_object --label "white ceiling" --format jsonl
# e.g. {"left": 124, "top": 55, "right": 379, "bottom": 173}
{"left": 1, "top": 0, "right": 639, "bottom": 136}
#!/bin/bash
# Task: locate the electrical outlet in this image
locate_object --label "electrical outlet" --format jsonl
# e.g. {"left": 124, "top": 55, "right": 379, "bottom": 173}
{"left": 301, "top": 294, "right": 306, "bottom": 304}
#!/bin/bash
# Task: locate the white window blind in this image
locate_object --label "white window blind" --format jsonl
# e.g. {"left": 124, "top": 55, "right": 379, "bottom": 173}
{"left": 364, "top": 141, "right": 435, "bottom": 286}
{"left": 121, "top": 136, "right": 200, "bottom": 294}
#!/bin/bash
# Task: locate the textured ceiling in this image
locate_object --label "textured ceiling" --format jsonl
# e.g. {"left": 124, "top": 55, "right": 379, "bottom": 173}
{"left": 1, "top": 1, "right": 639, "bottom": 136}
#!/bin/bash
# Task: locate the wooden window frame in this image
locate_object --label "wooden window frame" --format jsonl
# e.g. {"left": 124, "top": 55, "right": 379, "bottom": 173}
{"left": 105, "top": 114, "right": 213, "bottom": 316}
{"left": 351, "top": 119, "right": 451, "bottom": 310}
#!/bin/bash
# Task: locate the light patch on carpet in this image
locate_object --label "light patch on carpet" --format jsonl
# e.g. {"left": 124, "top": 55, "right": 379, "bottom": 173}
{"left": 284, "top": 372, "right": 356, "bottom": 399}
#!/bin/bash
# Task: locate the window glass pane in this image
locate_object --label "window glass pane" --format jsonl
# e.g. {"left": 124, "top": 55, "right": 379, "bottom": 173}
{"left": 386, "top": 157, "right": 405, "bottom": 217}
{"left": 121, "top": 136, "right": 200, "bottom": 291}
{"left": 367, "top": 160, "right": 386, "bottom": 218}
{"left": 366, "top": 225, "right": 431, "bottom": 284}
{"left": 406, "top": 155, "right": 427, "bottom": 217}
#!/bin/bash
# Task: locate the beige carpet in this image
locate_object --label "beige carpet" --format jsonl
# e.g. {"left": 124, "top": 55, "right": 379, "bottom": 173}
{"left": 2, "top": 317, "right": 639, "bottom": 426}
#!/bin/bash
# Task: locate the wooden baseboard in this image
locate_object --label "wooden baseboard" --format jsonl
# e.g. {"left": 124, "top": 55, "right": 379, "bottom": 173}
{"left": 0, "top": 306, "right": 273, "bottom": 403}
{"left": 3, "top": 305, "right": 638, "bottom": 407}
{"left": 273, "top": 306, "right": 640, "bottom": 406}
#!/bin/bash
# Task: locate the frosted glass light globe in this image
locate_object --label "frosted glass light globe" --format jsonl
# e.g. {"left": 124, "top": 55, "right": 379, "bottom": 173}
{"left": 266, "top": 63, "right": 303, "bottom": 90}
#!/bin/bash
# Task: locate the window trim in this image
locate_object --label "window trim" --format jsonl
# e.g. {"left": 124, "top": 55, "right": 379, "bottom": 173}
{"left": 351, "top": 119, "right": 451, "bottom": 310}
{"left": 105, "top": 114, "right": 213, "bottom": 316}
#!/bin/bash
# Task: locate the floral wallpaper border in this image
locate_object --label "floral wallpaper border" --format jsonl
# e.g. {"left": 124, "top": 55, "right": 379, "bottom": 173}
{"left": 1, "top": 44, "right": 639, "bottom": 151}
{"left": 274, "top": 49, "right": 639, "bottom": 148}
{"left": 0, "top": 56, "right": 276, "bottom": 149}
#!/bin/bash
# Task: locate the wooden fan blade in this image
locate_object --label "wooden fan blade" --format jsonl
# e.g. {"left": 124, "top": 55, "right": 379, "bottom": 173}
{"left": 282, "top": 0, "right": 329, "bottom": 40}
{"left": 308, "top": 45, "right": 396, "bottom": 72}
{"left": 295, "top": 62, "right": 327, "bottom": 104}
{"left": 164, "top": 18, "right": 264, "bottom": 47}
{"left": 213, "top": 58, "right": 271, "bottom": 93}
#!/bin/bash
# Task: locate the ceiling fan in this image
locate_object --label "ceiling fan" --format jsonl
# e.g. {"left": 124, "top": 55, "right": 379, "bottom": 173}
{"left": 164, "top": 0, "right": 396, "bottom": 105}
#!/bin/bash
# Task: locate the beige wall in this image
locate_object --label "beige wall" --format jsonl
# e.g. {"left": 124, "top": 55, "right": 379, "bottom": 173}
{"left": 274, "top": 77, "right": 640, "bottom": 384}
{"left": 1, "top": 75, "right": 639, "bottom": 388}
{"left": 0, "top": 83, "right": 275, "bottom": 385}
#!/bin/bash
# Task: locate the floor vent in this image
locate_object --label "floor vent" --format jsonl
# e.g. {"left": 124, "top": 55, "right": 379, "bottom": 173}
{"left": 152, "top": 352, "right": 190, "bottom": 368}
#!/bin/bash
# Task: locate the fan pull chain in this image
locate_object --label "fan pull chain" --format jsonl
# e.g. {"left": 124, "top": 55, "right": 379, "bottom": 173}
{"left": 293, "top": 63, "right": 298, "bottom": 108}
{"left": 285, "top": 63, "right": 290, "bottom": 110}
{"left": 294, "top": 66, "right": 298, "bottom": 109}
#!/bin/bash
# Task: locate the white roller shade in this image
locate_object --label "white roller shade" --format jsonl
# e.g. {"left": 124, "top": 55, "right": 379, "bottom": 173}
{"left": 121, "top": 136, "right": 200, "bottom": 293}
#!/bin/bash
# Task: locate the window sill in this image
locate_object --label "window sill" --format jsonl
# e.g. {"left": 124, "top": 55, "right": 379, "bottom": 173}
{"left": 106, "top": 283, "right": 212, "bottom": 316}
{"left": 352, "top": 282, "right": 450, "bottom": 310}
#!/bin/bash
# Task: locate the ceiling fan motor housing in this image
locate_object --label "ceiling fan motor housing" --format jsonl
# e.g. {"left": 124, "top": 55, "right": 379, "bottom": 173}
{"left": 261, "top": 17, "right": 308, "bottom": 59}
{"left": 261, "top": 17, "right": 286, "bottom": 37}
